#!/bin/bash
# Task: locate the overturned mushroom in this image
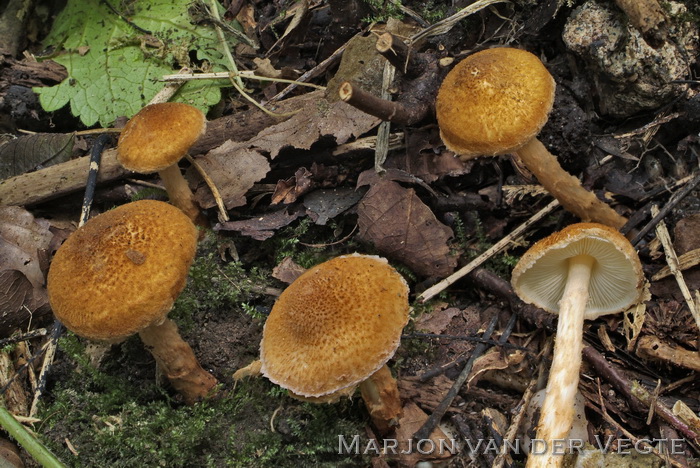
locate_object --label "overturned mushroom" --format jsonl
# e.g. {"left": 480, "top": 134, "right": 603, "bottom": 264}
{"left": 260, "top": 253, "right": 410, "bottom": 434}
{"left": 511, "top": 223, "right": 644, "bottom": 467}
{"left": 47, "top": 200, "right": 218, "bottom": 404}
{"left": 117, "top": 102, "right": 206, "bottom": 223}
{"left": 436, "top": 47, "right": 627, "bottom": 229}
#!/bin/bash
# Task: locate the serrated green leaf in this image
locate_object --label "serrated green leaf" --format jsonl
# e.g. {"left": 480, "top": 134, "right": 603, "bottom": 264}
{"left": 34, "top": 0, "right": 236, "bottom": 127}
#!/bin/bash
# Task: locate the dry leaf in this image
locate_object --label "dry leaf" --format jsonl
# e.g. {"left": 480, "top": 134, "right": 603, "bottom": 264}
{"left": 192, "top": 141, "right": 270, "bottom": 210}
{"left": 303, "top": 187, "right": 365, "bottom": 225}
{"left": 272, "top": 257, "right": 306, "bottom": 284}
{"left": 357, "top": 179, "right": 456, "bottom": 277}
{"left": 0, "top": 133, "right": 74, "bottom": 180}
{"left": 245, "top": 90, "right": 380, "bottom": 158}
{"left": 271, "top": 167, "right": 313, "bottom": 204}
{"left": 415, "top": 307, "right": 461, "bottom": 335}
{"left": 467, "top": 349, "right": 525, "bottom": 388}
{"left": 215, "top": 208, "right": 303, "bottom": 240}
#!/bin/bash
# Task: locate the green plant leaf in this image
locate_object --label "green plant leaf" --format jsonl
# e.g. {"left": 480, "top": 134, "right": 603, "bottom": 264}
{"left": 34, "top": 0, "right": 236, "bottom": 127}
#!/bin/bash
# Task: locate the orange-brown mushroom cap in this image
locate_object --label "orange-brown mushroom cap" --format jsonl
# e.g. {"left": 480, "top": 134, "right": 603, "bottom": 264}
{"left": 260, "top": 254, "right": 410, "bottom": 398}
{"left": 47, "top": 200, "right": 198, "bottom": 341}
{"left": 436, "top": 47, "right": 555, "bottom": 158}
{"left": 117, "top": 102, "right": 206, "bottom": 173}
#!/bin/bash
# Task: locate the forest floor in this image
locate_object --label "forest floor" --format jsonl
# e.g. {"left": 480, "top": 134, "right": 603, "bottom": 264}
{"left": 1, "top": 0, "right": 700, "bottom": 467}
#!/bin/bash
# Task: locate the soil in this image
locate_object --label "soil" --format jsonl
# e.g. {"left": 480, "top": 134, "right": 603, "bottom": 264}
{"left": 1, "top": 0, "right": 700, "bottom": 467}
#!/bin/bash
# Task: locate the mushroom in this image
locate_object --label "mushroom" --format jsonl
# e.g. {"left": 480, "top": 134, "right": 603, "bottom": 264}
{"left": 510, "top": 223, "right": 644, "bottom": 467}
{"left": 436, "top": 47, "right": 627, "bottom": 229}
{"left": 47, "top": 200, "right": 218, "bottom": 404}
{"left": 260, "top": 253, "right": 410, "bottom": 434}
{"left": 117, "top": 102, "right": 206, "bottom": 223}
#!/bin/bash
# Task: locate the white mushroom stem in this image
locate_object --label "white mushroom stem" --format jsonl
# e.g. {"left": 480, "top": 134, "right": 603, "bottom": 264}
{"left": 527, "top": 254, "right": 595, "bottom": 468}
{"left": 359, "top": 364, "right": 403, "bottom": 436}
{"left": 158, "top": 164, "right": 202, "bottom": 223}
{"left": 138, "top": 318, "right": 218, "bottom": 405}
{"left": 516, "top": 139, "right": 627, "bottom": 230}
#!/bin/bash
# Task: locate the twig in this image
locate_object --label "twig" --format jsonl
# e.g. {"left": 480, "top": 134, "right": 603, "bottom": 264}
{"left": 160, "top": 71, "right": 325, "bottom": 90}
{"left": 582, "top": 346, "right": 700, "bottom": 445}
{"left": 338, "top": 81, "right": 424, "bottom": 126}
{"left": 29, "top": 322, "right": 63, "bottom": 418}
{"left": 0, "top": 329, "right": 47, "bottom": 347}
{"left": 493, "top": 376, "right": 539, "bottom": 468}
{"left": 629, "top": 171, "right": 700, "bottom": 246}
{"left": 375, "top": 32, "right": 426, "bottom": 78}
{"left": 418, "top": 199, "right": 560, "bottom": 303}
{"left": 412, "top": 314, "right": 499, "bottom": 441}
{"left": 651, "top": 204, "right": 700, "bottom": 330}
{"left": 185, "top": 154, "right": 229, "bottom": 223}
{"left": 409, "top": 0, "right": 509, "bottom": 44}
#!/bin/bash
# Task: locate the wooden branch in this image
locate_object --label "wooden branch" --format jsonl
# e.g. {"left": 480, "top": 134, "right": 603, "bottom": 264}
{"left": 375, "top": 32, "right": 426, "bottom": 78}
{"left": 339, "top": 81, "right": 425, "bottom": 126}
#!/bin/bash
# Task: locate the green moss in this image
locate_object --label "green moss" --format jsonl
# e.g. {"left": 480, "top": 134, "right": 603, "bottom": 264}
{"left": 362, "top": 0, "right": 404, "bottom": 23}
{"left": 41, "top": 338, "right": 369, "bottom": 467}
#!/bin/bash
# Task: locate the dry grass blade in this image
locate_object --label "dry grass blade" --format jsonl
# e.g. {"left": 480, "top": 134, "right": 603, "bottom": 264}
{"left": 651, "top": 248, "right": 700, "bottom": 281}
{"left": 410, "top": 0, "right": 510, "bottom": 44}
{"left": 651, "top": 204, "right": 700, "bottom": 331}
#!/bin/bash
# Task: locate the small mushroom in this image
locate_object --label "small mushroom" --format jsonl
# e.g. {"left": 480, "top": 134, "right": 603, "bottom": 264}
{"left": 117, "top": 102, "right": 206, "bottom": 223}
{"left": 47, "top": 200, "right": 218, "bottom": 404}
{"left": 511, "top": 223, "right": 644, "bottom": 467}
{"left": 260, "top": 253, "right": 410, "bottom": 435}
{"left": 436, "top": 47, "right": 627, "bottom": 229}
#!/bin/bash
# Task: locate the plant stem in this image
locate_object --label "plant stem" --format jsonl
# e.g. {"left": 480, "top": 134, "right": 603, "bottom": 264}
{"left": 0, "top": 406, "right": 66, "bottom": 467}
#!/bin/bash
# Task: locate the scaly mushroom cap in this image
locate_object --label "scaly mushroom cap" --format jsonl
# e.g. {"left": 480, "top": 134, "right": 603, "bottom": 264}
{"left": 117, "top": 102, "right": 206, "bottom": 173}
{"left": 436, "top": 47, "right": 556, "bottom": 159}
{"left": 47, "top": 200, "right": 198, "bottom": 341}
{"left": 260, "top": 254, "right": 410, "bottom": 398}
{"left": 511, "top": 223, "right": 644, "bottom": 319}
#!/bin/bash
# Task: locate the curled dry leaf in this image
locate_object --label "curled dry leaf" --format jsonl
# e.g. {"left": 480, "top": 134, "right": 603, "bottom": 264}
{"left": 272, "top": 257, "right": 306, "bottom": 285}
{"left": 192, "top": 141, "right": 270, "bottom": 210}
{"left": 357, "top": 179, "right": 457, "bottom": 277}
{"left": 0, "top": 206, "right": 54, "bottom": 333}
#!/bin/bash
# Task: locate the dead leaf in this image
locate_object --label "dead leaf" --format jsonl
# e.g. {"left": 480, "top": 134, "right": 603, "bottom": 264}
{"left": 245, "top": 90, "right": 381, "bottom": 158}
{"left": 673, "top": 214, "right": 700, "bottom": 256}
{"left": 0, "top": 133, "right": 74, "bottom": 180}
{"left": 0, "top": 206, "right": 54, "bottom": 334}
{"left": 215, "top": 208, "right": 303, "bottom": 240}
{"left": 357, "top": 179, "right": 457, "bottom": 277}
{"left": 0, "top": 206, "right": 52, "bottom": 288}
{"left": 467, "top": 349, "right": 525, "bottom": 389}
{"left": 384, "top": 127, "right": 469, "bottom": 183}
{"left": 192, "top": 141, "right": 270, "bottom": 210}
{"left": 390, "top": 401, "right": 454, "bottom": 466}
{"left": 271, "top": 167, "right": 313, "bottom": 204}
{"left": 415, "top": 307, "right": 461, "bottom": 335}
{"left": 303, "top": 187, "right": 365, "bottom": 225}
{"left": 272, "top": 257, "right": 306, "bottom": 284}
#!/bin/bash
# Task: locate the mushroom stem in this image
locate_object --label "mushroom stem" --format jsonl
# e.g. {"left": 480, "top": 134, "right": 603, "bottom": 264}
{"left": 138, "top": 318, "right": 218, "bottom": 405}
{"left": 515, "top": 138, "right": 627, "bottom": 229}
{"left": 358, "top": 364, "right": 403, "bottom": 435}
{"left": 158, "top": 164, "right": 203, "bottom": 224}
{"left": 527, "top": 254, "right": 594, "bottom": 468}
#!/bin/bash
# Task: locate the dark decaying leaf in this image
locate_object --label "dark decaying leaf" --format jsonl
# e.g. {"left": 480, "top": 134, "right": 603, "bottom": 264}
{"left": 215, "top": 207, "right": 303, "bottom": 240}
{"left": 357, "top": 179, "right": 457, "bottom": 277}
{"left": 0, "top": 133, "right": 74, "bottom": 180}
{"left": 192, "top": 141, "right": 271, "bottom": 209}
{"left": 303, "top": 187, "right": 365, "bottom": 225}
{"left": 271, "top": 167, "right": 313, "bottom": 204}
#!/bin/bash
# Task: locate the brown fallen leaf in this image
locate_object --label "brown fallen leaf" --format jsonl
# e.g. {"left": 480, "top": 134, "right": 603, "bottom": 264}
{"left": 244, "top": 90, "right": 381, "bottom": 158}
{"left": 389, "top": 401, "right": 454, "bottom": 466}
{"left": 357, "top": 179, "right": 457, "bottom": 277}
{"left": 192, "top": 141, "right": 270, "bottom": 210}
{"left": 272, "top": 257, "right": 306, "bottom": 284}
{"left": 215, "top": 207, "right": 303, "bottom": 240}
{"left": 0, "top": 206, "right": 54, "bottom": 335}
{"left": 415, "top": 307, "right": 461, "bottom": 335}
{"left": 271, "top": 167, "right": 313, "bottom": 204}
{"left": 467, "top": 349, "right": 526, "bottom": 389}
